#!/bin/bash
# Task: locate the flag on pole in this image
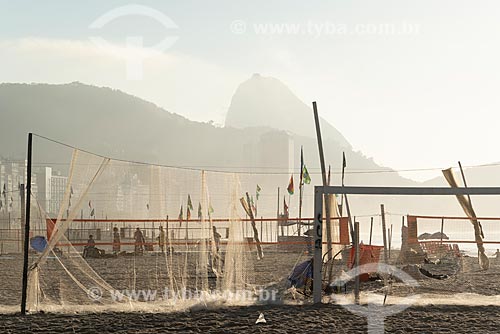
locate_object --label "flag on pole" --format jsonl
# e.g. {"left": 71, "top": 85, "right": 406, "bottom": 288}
{"left": 250, "top": 195, "right": 256, "bottom": 214}
{"left": 198, "top": 202, "right": 202, "bottom": 219}
{"left": 302, "top": 165, "right": 311, "bottom": 184}
{"left": 90, "top": 208, "right": 95, "bottom": 217}
{"left": 146, "top": 203, "right": 150, "bottom": 210}
{"left": 283, "top": 197, "right": 289, "bottom": 216}
{"left": 187, "top": 195, "right": 193, "bottom": 211}
{"left": 300, "top": 146, "right": 311, "bottom": 185}
{"left": 178, "top": 205, "right": 184, "bottom": 220}
{"left": 256, "top": 184, "right": 261, "bottom": 200}
{"left": 343, "top": 151, "right": 347, "bottom": 169}
{"left": 300, "top": 146, "right": 304, "bottom": 186}
{"left": 287, "top": 174, "right": 294, "bottom": 195}
{"left": 88, "top": 200, "right": 92, "bottom": 208}
{"left": 208, "top": 203, "right": 214, "bottom": 217}
{"left": 187, "top": 206, "right": 191, "bottom": 220}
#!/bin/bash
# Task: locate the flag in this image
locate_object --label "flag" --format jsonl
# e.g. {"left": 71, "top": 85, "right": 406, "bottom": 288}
{"left": 187, "top": 206, "right": 191, "bottom": 220}
{"left": 287, "top": 174, "right": 294, "bottom": 195}
{"left": 146, "top": 203, "right": 150, "bottom": 210}
{"left": 300, "top": 146, "right": 311, "bottom": 185}
{"left": 198, "top": 202, "right": 202, "bottom": 219}
{"left": 343, "top": 151, "right": 347, "bottom": 169}
{"left": 250, "top": 195, "right": 256, "bottom": 214}
{"left": 256, "top": 184, "right": 261, "bottom": 200}
{"left": 187, "top": 195, "right": 193, "bottom": 211}
{"left": 2, "top": 184, "right": 6, "bottom": 197}
{"left": 302, "top": 165, "right": 311, "bottom": 184}
{"left": 88, "top": 200, "right": 92, "bottom": 208}
{"left": 90, "top": 208, "right": 95, "bottom": 217}
{"left": 283, "top": 197, "right": 289, "bottom": 215}
{"left": 178, "top": 205, "right": 184, "bottom": 220}
{"left": 208, "top": 203, "right": 214, "bottom": 217}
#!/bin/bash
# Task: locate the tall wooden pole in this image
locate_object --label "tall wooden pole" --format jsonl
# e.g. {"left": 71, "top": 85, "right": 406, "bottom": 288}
{"left": 380, "top": 204, "right": 388, "bottom": 264}
{"left": 340, "top": 152, "right": 355, "bottom": 243}
{"left": 388, "top": 224, "right": 393, "bottom": 260}
{"left": 312, "top": 102, "right": 332, "bottom": 270}
{"left": 20, "top": 184, "right": 25, "bottom": 248}
{"left": 21, "top": 133, "right": 33, "bottom": 315}
{"left": 313, "top": 187, "right": 323, "bottom": 304}
{"left": 440, "top": 217, "right": 444, "bottom": 244}
{"left": 298, "top": 146, "right": 304, "bottom": 236}
{"left": 458, "top": 161, "right": 473, "bottom": 207}
{"left": 243, "top": 192, "right": 263, "bottom": 260}
{"left": 457, "top": 161, "right": 484, "bottom": 241}
{"left": 369, "top": 217, "right": 373, "bottom": 245}
{"left": 276, "top": 187, "right": 280, "bottom": 240}
{"left": 354, "top": 221, "right": 360, "bottom": 305}
{"left": 340, "top": 152, "right": 346, "bottom": 216}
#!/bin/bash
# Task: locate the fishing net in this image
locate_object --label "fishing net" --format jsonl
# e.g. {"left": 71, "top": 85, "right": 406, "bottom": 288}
{"left": 0, "top": 135, "right": 322, "bottom": 312}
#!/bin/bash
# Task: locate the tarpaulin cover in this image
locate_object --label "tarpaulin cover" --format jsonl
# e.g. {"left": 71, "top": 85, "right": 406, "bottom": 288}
{"left": 30, "top": 236, "right": 48, "bottom": 252}
{"left": 287, "top": 259, "right": 313, "bottom": 288}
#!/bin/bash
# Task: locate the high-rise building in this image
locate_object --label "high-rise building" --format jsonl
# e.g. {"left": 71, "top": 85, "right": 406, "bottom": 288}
{"left": 50, "top": 174, "right": 67, "bottom": 215}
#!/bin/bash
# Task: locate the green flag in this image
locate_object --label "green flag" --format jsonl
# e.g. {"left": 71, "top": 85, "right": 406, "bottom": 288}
{"left": 178, "top": 205, "right": 183, "bottom": 220}
{"left": 198, "top": 202, "right": 202, "bottom": 219}
{"left": 302, "top": 165, "right": 311, "bottom": 184}
{"left": 256, "top": 184, "right": 261, "bottom": 200}
{"left": 187, "top": 194, "right": 193, "bottom": 211}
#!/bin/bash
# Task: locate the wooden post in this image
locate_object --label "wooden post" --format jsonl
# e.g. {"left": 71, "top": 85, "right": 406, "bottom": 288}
{"left": 313, "top": 187, "right": 323, "bottom": 304}
{"left": 440, "top": 217, "right": 444, "bottom": 244}
{"left": 458, "top": 161, "right": 473, "bottom": 206}
{"left": 242, "top": 192, "right": 263, "bottom": 260}
{"left": 388, "top": 225, "right": 393, "bottom": 261}
{"left": 380, "top": 204, "right": 388, "bottom": 264}
{"left": 265, "top": 219, "right": 269, "bottom": 243}
{"left": 260, "top": 218, "right": 263, "bottom": 244}
{"left": 276, "top": 187, "right": 281, "bottom": 240}
{"left": 354, "top": 221, "right": 360, "bottom": 305}
{"left": 369, "top": 217, "right": 373, "bottom": 245}
{"left": 298, "top": 146, "right": 304, "bottom": 237}
{"left": 21, "top": 133, "right": 33, "bottom": 315}
{"left": 20, "top": 184, "right": 25, "bottom": 249}
{"left": 312, "top": 102, "right": 332, "bottom": 277}
{"left": 344, "top": 195, "right": 355, "bottom": 244}
{"left": 340, "top": 152, "right": 346, "bottom": 216}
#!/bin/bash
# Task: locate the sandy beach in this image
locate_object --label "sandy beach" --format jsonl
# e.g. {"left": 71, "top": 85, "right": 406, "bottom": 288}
{"left": 1, "top": 303, "right": 499, "bottom": 333}
{"left": 2, "top": 249, "right": 500, "bottom": 333}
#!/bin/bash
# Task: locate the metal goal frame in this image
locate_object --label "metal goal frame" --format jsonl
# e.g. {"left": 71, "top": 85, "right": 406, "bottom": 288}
{"left": 312, "top": 185, "right": 500, "bottom": 303}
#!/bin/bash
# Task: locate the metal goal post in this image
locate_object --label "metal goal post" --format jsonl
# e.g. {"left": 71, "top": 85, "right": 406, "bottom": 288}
{"left": 312, "top": 185, "right": 500, "bottom": 303}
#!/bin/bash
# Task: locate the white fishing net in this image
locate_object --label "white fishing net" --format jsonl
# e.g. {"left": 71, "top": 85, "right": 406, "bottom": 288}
{"left": 18, "top": 144, "right": 314, "bottom": 313}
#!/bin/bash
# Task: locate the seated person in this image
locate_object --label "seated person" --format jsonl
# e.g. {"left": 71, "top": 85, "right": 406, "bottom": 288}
{"left": 83, "top": 235, "right": 97, "bottom": 258}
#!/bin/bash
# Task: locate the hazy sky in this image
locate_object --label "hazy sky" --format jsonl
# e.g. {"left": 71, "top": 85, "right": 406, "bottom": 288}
{"left": 1, "top": 0, "right": 500, "bottom": 181}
